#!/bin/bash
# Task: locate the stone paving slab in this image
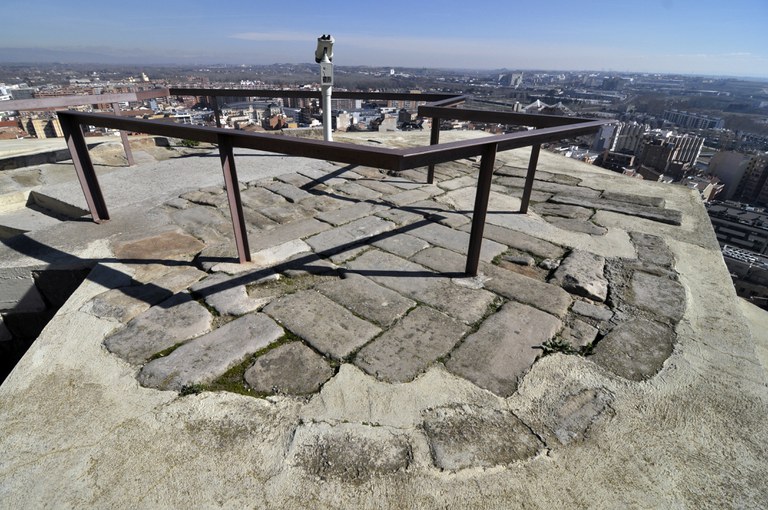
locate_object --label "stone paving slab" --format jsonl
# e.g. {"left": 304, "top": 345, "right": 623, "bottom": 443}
{"left": 104, "top": 292, "right": 214, "bottom": 364}
{"left": 371, "top": 232, "right": 430, "bottom": 259}
{"left": 263, "top": 290, "right": 381, "bottom": 360}
{"left": 317, "top": 273, "right": 415, "bottom": 328}
{"left": 191, "top": 272, "right": 277, "bottom": 316}
{"left": 552, "top": 249, "right": 608, "bottom": 302}
{"left": 346, "top": 249, "right": 498, "bottom": 324}
{"left": 314, "top": 201, "right": 388, "bottom": 227}
{"left": 551, "top": 194, "right": 683, "bottom": 225}
{"left": 138, "top": 312, "right": 284, "bottom": 391}
{"left": 590, "top": 318, "right": 676, "bottom": 381}
{"left": 627, "top": 271, "right": 686, "bottom": 323}
{"left": 422, "top": 404, "right": 543, "bottom": 470}
{"left": 244, "top": 342, "right": 333, "bottom": 395}
{"left": 446, "top": 301, "right": 562, "bottom": 396}
{"left": 462, "top": 222, "right": 567, "bottom": 260}
{"left": 305, "top": 215, "right": 395, "bottom": 256}
{"left": 407, "top": 221, "right": 507, "bottom": 262}
{"left": 354, "top": 306, "right": 469, "bottom": 383}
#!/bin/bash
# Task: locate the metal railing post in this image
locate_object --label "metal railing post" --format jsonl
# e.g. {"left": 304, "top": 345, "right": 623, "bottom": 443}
{"left": 519, "top": 143, "right": 541, "bottom": 214}
{"left": 112, "top": 102, "right": 135, "bottom": 166}
{"left": 58, "top": 114, "right": 110, "bottom": 223}
{"left": 217, "top": 134, "right": 251, "bottom": 263}
{"left": 465, "top": 142, "right": 498, "bottom": 276}
{"left": 426, "top": 117, "right": 440, "bottom": 184}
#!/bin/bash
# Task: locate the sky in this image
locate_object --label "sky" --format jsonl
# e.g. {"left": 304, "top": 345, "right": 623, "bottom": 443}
{"left": 2, "top": 0, "right": 767, "bottom": 78}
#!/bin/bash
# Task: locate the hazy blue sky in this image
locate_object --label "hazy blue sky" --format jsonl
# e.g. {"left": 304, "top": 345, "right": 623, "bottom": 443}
{"left": 2, "top": 0, "right": 767, "bottom": 77}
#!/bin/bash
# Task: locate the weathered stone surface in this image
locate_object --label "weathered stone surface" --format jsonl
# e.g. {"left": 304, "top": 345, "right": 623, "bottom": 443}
{"left": 407, "top": 221, "right": 506, "bottom": 263}
{"left": 81, "top": 283, "right": 172, "bottom": 323}
{"left": 463, "top": 223, "right": 566, "bottom": 260}
{"left": 263, "top": 290, "right": 381, "bottom": 360}
{"left": 262, "top": 181, "right": 313, "bottom": 203}
{"left": 552, "top": 249, "right": 608, "bottom": 302}
{"left": 437, "top": 175, "right": 477, "bottom": 191}
{"left": 372, "top": 232, "right": 430, "bottom": 258}
{"left": 244, "top": 342, "right": 333, "bottom": 395}
{"left": 104, "top": 293, "right": 214, "bottom": 364}
{"left": 209, "top": 240, "right": 312, "bottom": 275}
{"left": 346, "top": 249, "right": 497, "bottom": 324}
{"left": 111, "top": 231, "right": 205, "bottom": 261}
{"left": 315, "top": 201, "right": 387, "bottom": 227}
{"left": 354, "top": 178, "right": 401, "bottom": 195}
{"left": 169, "top": 205, "right": 232, "bottom": 245}
{"left": 435, "top": 187, "right": 521, "bottom": 215}
{"left": 239, "top": 186, "right": 287, "bottom": 209}
{"left": 533, "top": 202, "right": 594, "bottom": 219}
{"left": 334, "top": 181, "right": 382, "bottom": 201}
{"left": 559, "top": 318, "right": 599, "bottom": 348}
{"left": 502, "top": 250, "right": 536, "bottom": 266}
{"left": 131, "top": 264, "right": 206, "bottom": 290}
{"left": 274, "top": 172, "right": 314, "bottom": 188}
{"left": 375, "top": 207, "right": 425, "bottom": 226}
{"left": 602, "top": 191, "right": 665, "bottom": 208}
{"left": 572, "top": 300, "right": 614, "bottom": 322}
{"left": 631, "top": 231, "right": 675, "bottom": 269}
{"left": 543, "top": 216, "right": 608, "bottom": 236}
{"left": 0, "top": 273, "right": 47, "bottom": 313}
{"left": 259, "top": 203, "right": 313, "bottom": 224}
{"left": 627, "top": 271, "right": 686, "bottom": 322}
{"left": 384, "top": 188, "right": 434, "bottom": 207}
{"left": 318, "top": 273, "right": 415, "bottom": 328}
{"left": 280, "top": 252, "right": 339, "bottom": 278}
{"left": 590, "top": 318, "right": 676, "bottom": 381}
{"left": 138, "top": 313, "right": 284, "bottom": 391}
{"left": 422, "top": 405, "right": 542, "bottom": 470}
{"left": 354, "top": 306, "right": 468, "bottom": 383}
{"left": 551, "top": 194, "right": 683, "bottom": 225}
{"left": 305, "top": 216, "right": 395, "bottom": 256}
{"left": 191, "top": 272, "right": 277, "bottom": 316}
{"left": 290, "top": 422, "right": 412, "bottom": 483}
{"left": 481, "top": 263, "right": 573, "bottom": 318}
{"left": 547, "top": 388, "right": 615, "bottom": 445}
{"left": 446, "top": 301, "right": 561, "bottom": 396}
{"left": 179, "top": 190, "right": 227, "bottom": 208}
{"left": 248, "top": 218, "right": 330, "bottom": 252}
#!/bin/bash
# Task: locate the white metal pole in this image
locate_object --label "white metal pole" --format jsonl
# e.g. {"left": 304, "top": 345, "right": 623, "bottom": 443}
{"left": 321, "top": 54, "right": 333, "bottom": 142}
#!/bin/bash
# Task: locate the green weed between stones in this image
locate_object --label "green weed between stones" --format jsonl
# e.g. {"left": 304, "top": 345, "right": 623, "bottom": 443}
{"left": 183, "top": 332, "right": 302, "bottom": 398}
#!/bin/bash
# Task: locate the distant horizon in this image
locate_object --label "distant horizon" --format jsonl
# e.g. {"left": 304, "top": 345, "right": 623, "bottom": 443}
{"left": 3, "top": 0, "right": 767, "bottom": 79}
{"left": 1, "top": 54, "right": 767, "bottom": 83}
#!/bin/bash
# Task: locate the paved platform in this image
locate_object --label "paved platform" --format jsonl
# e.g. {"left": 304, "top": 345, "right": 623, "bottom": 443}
{"left": 0, "top": 132, "right": 766, "bottom": 508}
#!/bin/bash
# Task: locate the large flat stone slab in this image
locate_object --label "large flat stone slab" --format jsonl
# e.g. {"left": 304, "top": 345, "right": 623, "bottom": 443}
{"left": 551, "top": 249, "right": 608, "bottom": 302}
{"left": 446, "top": 301, "right": 561, "bottom": 396}
{"left": 551, "top": 194, "right": 682, "bottom": 225}
{"left": 627, "top": 271, "right": 686, "bottom": 323}
{"left": 345, "top": 249, "right": 498, "bottom": 324}
{"left": 244, "top": 342, "right": 333, "bottom": 395}
{"left": 104, "top": 293, "right": 214, "bottom": 364}
{"left": 138, "top": 313, "right": 284, "bottom": 391}
{"left": 263, "top": 290, "right": 381, "bottom": 360}
{"left": 305, "top": 216, "right": 395, "bottom": 256}
{"left": 354, "top": 306, "right": 469, "bottom": 383}
{"left": 422, "top": 404, "right": 543, "bottom": 470}
{"left": 590, "top": 318, "right": 676, "bottom": 381}
{"left": 317, "top": 273, "right": 415, "bottom": 328}
{"left": 462, "top": 223, "right": 566, "bottom": 260}
{"left": 407, "top": 221, "right": 506, "bottom": 262}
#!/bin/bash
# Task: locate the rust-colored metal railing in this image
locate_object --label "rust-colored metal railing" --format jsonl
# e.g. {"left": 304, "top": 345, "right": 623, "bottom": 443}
{"left": 56, "top": 89, "right": 614, "bottom": 276}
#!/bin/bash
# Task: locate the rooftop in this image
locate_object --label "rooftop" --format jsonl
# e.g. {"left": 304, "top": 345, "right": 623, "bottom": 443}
{"left": 0, "top": 129, "right": 766, "bottom": 508}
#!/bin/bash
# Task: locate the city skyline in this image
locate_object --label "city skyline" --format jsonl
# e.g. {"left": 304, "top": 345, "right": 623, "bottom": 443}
{"left": 2, "top": 0, "right": 767, "bottom": 78}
